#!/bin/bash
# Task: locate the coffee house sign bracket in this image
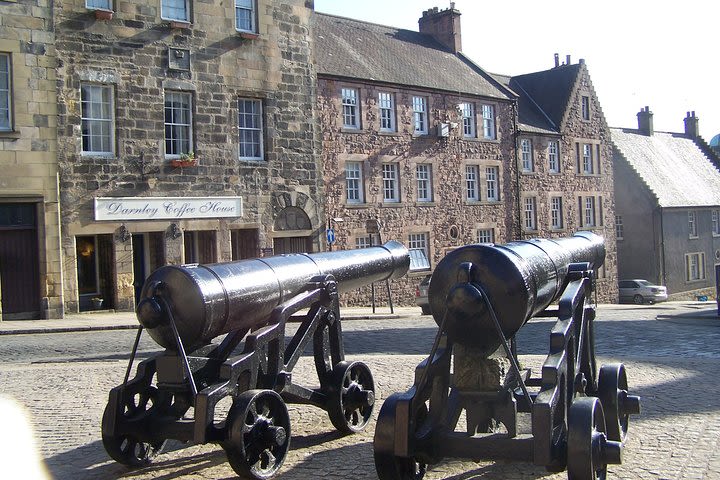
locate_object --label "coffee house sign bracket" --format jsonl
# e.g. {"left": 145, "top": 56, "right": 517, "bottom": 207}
{"left": 94, "top": 196, "right": 243, "bottom": 221}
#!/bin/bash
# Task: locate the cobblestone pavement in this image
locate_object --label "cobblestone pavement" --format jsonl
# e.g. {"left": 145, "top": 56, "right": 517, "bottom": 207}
{"left": 1, "top": 303, "right": 719, "bottom": 479}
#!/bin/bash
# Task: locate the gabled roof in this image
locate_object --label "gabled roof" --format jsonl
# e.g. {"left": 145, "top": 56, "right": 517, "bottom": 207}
{"left": 510, "top": 64, "right": 581, "bottom": 129}
{"left": 611, "top": 128, "right": 720, "bottom": 208}
{"left": 313, "top": 12, "right": 510, "bottom": 100}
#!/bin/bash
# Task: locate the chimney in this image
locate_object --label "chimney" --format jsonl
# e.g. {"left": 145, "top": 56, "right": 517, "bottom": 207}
{"left": 684, "top": 111, "right": 699, "bottom": 138}
{"left": 637, "top": 106, "right": 654, "bottom": 136}
{"left": 419, "top": 4, "right": 462, "bottom": 53}
{"left": 554, "top": 53, "right": 559, "bottom": 67}
{"left": 566, "top": 54, "right": 571, "bottom": 65}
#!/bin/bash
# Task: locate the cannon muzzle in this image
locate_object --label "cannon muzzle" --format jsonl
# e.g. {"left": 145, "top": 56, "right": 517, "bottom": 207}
{"left": 428, "top": 231, "right": 605, "bottom": 353}
{"left": 137, "top": 240, "right": 410, "bottom": 350}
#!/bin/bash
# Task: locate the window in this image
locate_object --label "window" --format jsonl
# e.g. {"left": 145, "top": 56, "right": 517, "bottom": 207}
{"left": 685, "top": 252, "right": 706, "bottom": 281}
{"left": 582, "top": 144, "right": 594, "bottom": 174}
{"left": 524, "top": 197, "right": 537, "bottom": 230}
{"left": 548, "top": 140, "right": 559, "bottom": 173}
{"left": 416, "top": 164, "right": 432, "bottom": 202}
{"left": 465, "top": 165, "right": 479, "bottom": 201}
{"left": 164, "top": 91, "right": 192, "bottom": 157}
{"left": 412, "top": 96, "right": 428, "bottom": 134}
{"left": 235, "top": 0, "right": 255, "bottom": 32}
{"left": 584, "top": 196, "right": 596, "bottom": 227}
{"left": 161, "top": 0, "right": 189, "bottom": 22}
{"left": 408, "top": 233, "right": 430, "bottom": 271}
{"left": 713, "top": 210, "right": 720, "bottom": 236}
{"left": 688, "top": 211, "right": 698, "bottom": 237}
{"left": 551, "top": 196, "right": 563, "bottom": 229}
{"left": 520, "top": 139, "right": 533, "bottom": 172}
{"left": 615, "top": 215, "right": 624, "bottom": 240}
{"left": 341, "top": 88, "right": 359, "bottom": 129}
{"left": 382, "top": 163, "right": 400, "bottom": 203}
{"left": 86, "top": 0, "right": 111, "bottom": 10}
{"left": 345, "top": 162, "right": 364, "bottom": 203}
{"left": 477, "top": 228, "right": 494, "bottom": 244}
{"left": 0, "top": 53, "right": 10, "bottom": 131}
{"left": 578, "top": 195, "right": 603, "bottom": 228}
{"left": 378, "top": 92, "right": 395, "bottom": 132}
{"left": 486, "top": 166, "right": 499, "bottom": 201}
{"left": 355, "top": 237, "right": 370, "bottom": 249}
{"left": 581, "top": 95, "right": 590, "bottom": 121}
{"left": 481, "top": 104, "right": 495, "bottom": 139}
{"left": 81, "top": 84, "right": 114, "bottom": 155}
{"left": 238, "top": 98, "right": 263, "bottom": 160}
{"left": 460, "top": 102, "right": 475, "bottom": 138}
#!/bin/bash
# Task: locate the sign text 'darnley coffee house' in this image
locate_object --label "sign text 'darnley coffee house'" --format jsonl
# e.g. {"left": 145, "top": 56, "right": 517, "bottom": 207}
{"left": 94, "top": 196, "right": 243, "bottom": 221}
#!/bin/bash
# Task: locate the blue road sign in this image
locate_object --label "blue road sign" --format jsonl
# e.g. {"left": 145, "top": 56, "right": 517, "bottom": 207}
{"left": 326, "top": 227, "right": 335, "bottom": 244}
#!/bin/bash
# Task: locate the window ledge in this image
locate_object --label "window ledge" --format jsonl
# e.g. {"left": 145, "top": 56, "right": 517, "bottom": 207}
{"left": 415, "top": 201, "right": 435, "bottom": 206}
{"left": 520, "top": 171, "right": 537, "bottom": 175}
{"left": 0, "top": 130, "right": 21, "bottom": 139}
{"left": 379, "top": 131, "right": 400, "bottom": 137}
{"left": 168, "top": 20, "right": 192, "bottom": 29}
{"left": 90, "top": 9, "right": 114, "bottom": 20}
{"left": 345, "top": 203, "right": 369, "bottom": 209}
{"left": 238, "top": 31, "right": 259, "bottom": 40}
{"left": 341, "top": 127, "right": 362, "bottom": 133}
{"left": 380, "top": 203, "right": 403, "bottom": 208}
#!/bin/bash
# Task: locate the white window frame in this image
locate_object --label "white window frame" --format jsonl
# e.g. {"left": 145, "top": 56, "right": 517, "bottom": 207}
{"left": 713, "top": 209, "right": 720, "bottom": 236}
{"left": 465, "top": 165, "right": 479, "bottom": 202}
{"left": 235, "top": 0, "right": 256, "bottom": 33}
{"left": 581, "top": 95, "right": 590, "bottom": 121}
{"left": 412, "top": 96, "right": 428, "bottom": 135}
{"left": 477, "top": 228, "right": 494, "bottom": 244}
{"left": 0, "top": 53, "right": 10, "bottom": 132}
{"left": 688, "top": 211, "right": 698, "bottom": 238}
{"left": 341, "top": 88, "right": 359, "bottom": 129}
{"left": 355, "top": 236, "right": 370, "bottom": 249}
{"left": 521, "top": 139, "right": 533, "bottom": 172}
{"left": 86, "top": 0, "right": 112, "bottom": 10}
{"left": 238, "top": 98, "right": 263, "bottom": 160}
{"left": 81, "top": 83, "right": 115, "bottom": 156}
{"left": 548, "top": 140, "right": 559, "bottom": 173}
{"left": 378, "top": 92, "right": 395, "bottom": 132}
{"left": 615, "top": 215, "right": 624, "bottom": 240}
{"left": 551, "top": 196, "right": 563, "bottom": 230}
{"left": 382, "top": 163, "right": 400, "bottom": 203}
{"left": 345, "top": 162, "right": 364, "bottom": 204}
{"left": 524, "top": 197, "right": 537, "bottom": 230}
{"left": 481, "top": 104, "right": 495, "bottom": 140}
{"left": 416, "top": 164, "right": 432, "bottom": 202}
{"left": 164, "top": 90, "right": 192, "bottom": 158}
{"left": 486, "top": 166, "right": 499, "bottom": 201}
{"left": 584, "top": 196, "right": 596, "bottom": 227}
{"left": 460, "top": 102, "right": 476, "bottom": 138}
{"left": 685, "top": 252, "right": 706, "bottom": 281}
{"left": 161, "top": 0, "right": 189, "bottom": 22}
{"left": 408, "top": 233, "right": 430, "bottom": 271}
{"left": 582, "top": 144, "right": 594, "bottom": 174}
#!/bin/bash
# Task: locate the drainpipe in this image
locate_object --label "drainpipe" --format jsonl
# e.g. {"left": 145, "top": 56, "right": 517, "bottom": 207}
{"left": 659, "top": 207, "right": 667, "bottom": 286}
{"left": 512, "top": 102, "right": 522, "bottom": 239}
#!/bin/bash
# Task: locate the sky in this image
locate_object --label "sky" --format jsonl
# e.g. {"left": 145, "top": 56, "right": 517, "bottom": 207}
{"left": 314, "top": 0, "right": 720, "bottom": 141}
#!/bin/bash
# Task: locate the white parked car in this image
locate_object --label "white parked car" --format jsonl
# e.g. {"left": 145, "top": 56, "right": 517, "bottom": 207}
{"left": 618, "top": 279, "right": 668, "bottom": 305}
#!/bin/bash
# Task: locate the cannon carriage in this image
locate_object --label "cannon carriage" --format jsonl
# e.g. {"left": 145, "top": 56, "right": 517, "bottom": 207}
{"left": 373, "top": 232, "right": 640, "bottom": 480}
{"left": 102, "top": 241, "right": 409, "bottom": 479}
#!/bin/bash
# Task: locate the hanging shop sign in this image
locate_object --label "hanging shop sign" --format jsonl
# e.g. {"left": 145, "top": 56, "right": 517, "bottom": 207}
{"left": 95, "top": 196, "right": 243, "bottom": 221}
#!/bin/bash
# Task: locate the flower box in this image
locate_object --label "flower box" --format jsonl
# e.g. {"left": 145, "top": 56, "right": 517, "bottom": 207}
{"left": 93, "top": 9, "right": 114, "bottom": 20}
{"left": 171, "top": 159, "right": 197, "bottom": 167}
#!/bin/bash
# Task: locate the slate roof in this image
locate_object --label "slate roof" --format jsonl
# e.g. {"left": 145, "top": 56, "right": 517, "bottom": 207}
{"left": 313, "top": 12, "right": 509, "bottom": 100}
{"left": 611, "top": 128, "right": 720, "bottom": 208}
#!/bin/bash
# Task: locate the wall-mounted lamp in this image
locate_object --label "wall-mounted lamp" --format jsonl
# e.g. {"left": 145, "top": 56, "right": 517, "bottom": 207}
{"left": 117, "top": 224, "right": 131, "bottom": 243}
{"left": 169, "top": 223, "right": 182, "bottom": 239}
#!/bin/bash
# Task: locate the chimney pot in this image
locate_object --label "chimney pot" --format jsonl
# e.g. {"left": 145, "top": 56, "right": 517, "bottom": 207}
{"left": 637, "top": 106, "right": 654, "bottom": 136}
{"left": 566, "top": 54, "right": 571, "bottom": 64}
{"left": 554, "top": 53, "right": 559, "bottom": 67}
{"left": 684, "top": 110, "right": 700, "bottom": 138}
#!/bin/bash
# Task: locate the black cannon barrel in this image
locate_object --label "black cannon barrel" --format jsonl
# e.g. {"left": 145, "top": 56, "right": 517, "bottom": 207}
{"left": 136, "top": 241, "right": 410, "bottom": 350}
{"left": 428, "top": 231, "right": 605, "bottom": 352}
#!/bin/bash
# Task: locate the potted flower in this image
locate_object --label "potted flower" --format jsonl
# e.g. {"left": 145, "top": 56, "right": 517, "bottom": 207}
{"left": 171, "top": 152, "right": 196, "bottom": 167}
{"left": 91, "top": 297, "right": 104, "bottom": 310}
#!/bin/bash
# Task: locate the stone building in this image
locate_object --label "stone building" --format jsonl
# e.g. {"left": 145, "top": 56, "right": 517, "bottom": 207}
{"left": 495, "top": 54, "right": 618, "bottom": 301}
{"left": 0, "top": 0, "right": 63, "bottom": 319}
{"left": 314, "top": 7, "right": 518, "bottom": 306}
{"left": 54, "top": 0, "right": 321, "bottom": 313}
{"left": 612, "top": 109, "right": 720, "bottom": 300}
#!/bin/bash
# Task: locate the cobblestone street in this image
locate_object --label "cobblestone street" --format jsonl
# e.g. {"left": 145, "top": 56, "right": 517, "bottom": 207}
{"left": 1, "top": 302, "right": 719, "bottom": 479}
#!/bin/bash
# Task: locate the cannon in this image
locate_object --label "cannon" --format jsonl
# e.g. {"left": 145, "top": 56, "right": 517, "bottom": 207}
{"left": 373, "top": 232, "right": 640, "bottom": 480}
{"left": 102, "top": 241, "right": 409, "bottom": 479}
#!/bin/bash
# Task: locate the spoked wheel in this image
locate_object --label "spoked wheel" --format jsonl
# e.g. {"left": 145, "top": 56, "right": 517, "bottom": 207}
{"left": 328, "top": 361, "right": 376, "bottom": 433}
{"left": 632, "top": 295, "right": 644, "bottom": 305}
{"left": 225, "top": 389, "right": 291, "bottom": 480}
{"left": 101, "top": 396, "right": 165, "bottom": 467}
{"left": 374, "top": 393, "right": 428, "bottom": 480}
{"left": 597, "top": 363, "right": 641, "bottom": 442}
{"left": 567, "top": 397, "right": 622, "bottom": 480}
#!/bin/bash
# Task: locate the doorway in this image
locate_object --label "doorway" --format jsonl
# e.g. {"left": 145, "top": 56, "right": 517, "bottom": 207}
{"left": 132, "top": 232, "right": 165, "bottom": 304}
{"left": 0, "top": 203, "right": 41, "bottom": 319}
{"left": 76, "top": 234, "right": 114, "bottom": 311}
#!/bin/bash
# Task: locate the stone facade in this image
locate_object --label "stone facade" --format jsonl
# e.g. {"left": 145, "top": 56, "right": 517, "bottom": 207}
{"left": 54, "top": 0, "right": 321, "bottom": 313}
{"left": 318, "top": 77, "right": 517, "bottom": 306}
{"left": 0, "top": 0, "right": 63, "bottom": 319}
